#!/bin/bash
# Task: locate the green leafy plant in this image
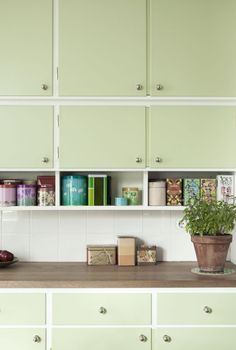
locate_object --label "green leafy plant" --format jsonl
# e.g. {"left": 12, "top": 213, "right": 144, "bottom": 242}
{"left": 180, "top": 199, "right": 236, "bottom": 236}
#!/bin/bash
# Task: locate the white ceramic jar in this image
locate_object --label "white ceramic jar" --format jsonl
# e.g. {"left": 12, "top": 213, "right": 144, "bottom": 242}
{"left": 148, "top": 181, "right": 166, "bottom": 206}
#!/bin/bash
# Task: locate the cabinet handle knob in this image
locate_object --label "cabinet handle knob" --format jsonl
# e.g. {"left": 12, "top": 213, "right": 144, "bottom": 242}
{"left": 42, "top": 157, "right": 49, "bottom": 164}
{"left": 99, "top": 306, "right": 107, "bottom": 314}
{"left": 156, "top": 84, "right": 163, "bottom": 91}
{"left": 136, "top": 84, "right": 143, "bottom": 91}
{"left": 33, "top": 335, "right": 41, "bottom": 343}
{"left": 139, "top": 334, "right": 147, "bottom": 342}
{"left": 41, "top": 84, "right": 48, "bottom": 90}
{"left": 203, "top": 306, "right": 212, "bottom": 314}
{"left": 163, "top": 335, "right": 172, "bottom": 343}
{"left": 136, "top": 157, "right": 142, "bottom": 163}
{"left": 155, "top": 157, "right": 162, "bottom": 163}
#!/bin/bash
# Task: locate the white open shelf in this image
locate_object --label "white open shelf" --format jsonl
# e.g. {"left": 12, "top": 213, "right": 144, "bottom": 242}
{"left": 0, "top": 205, "right": 186, "bottom": 211}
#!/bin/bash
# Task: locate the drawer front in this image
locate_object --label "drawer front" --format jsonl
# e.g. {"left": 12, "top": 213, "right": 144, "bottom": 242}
{"left": 152, "top": 328, "right": 236, "bottom": 350}
{"left": 53, "top": 328, "right": 151, "bottom": 350}
{"left": 53, "top": 293, "right": 151, "bottom": 325}
{"left": 0, "top": 294, "right": 45, "bottom": 325}
{"left": 157, "top": 293, "right": 236, "bottom": 325}
{"left": 0, "top": 329, "right": 45, "bottom": 350}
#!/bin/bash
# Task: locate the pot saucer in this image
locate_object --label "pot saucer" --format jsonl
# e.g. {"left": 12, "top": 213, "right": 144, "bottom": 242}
{"left": 191, "top": 267, "right": 235, "bottom": 275}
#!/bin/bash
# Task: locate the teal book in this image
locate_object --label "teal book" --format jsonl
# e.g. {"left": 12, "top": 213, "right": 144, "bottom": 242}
{"left": 183, "top": 179, "right": 200, "bottom": 205}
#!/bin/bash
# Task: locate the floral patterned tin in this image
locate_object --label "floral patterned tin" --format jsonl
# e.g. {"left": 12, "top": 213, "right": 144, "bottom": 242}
{"left": 0, "top": 184, "right": 17, "bottom": 206}
{"left": 122, "top": 187, "right": 139, "bottom": 205}
{"left": 17, "top": 184, "right": 36, "bottom": 206}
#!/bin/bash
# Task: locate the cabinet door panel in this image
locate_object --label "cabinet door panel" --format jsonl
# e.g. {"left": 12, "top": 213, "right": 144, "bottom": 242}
{"left": 0, "top": 293, "right": 45, "bottom": 325}
{"left": 0, "top": 0, "right": 52, "bottom": 96}
{"left": 60, "top": 106, "right": 146, "bottom": 168}
{"left": 0, "top": 329, "right": 45, "bottom": 350}
{"left": 59, "top": 0, "right": 146, "bottom": 96}
{"left": 0, "top": 107, "right": 53, "bottom": 168}
{"left": 53, "top": 328, "right": 151, "bottom": 350}
{"left": 149, "top": 106, "right": 236, "bottom": 168}
{"left": 53, "top": 293, "right": 151, "bottom": 325}
{"left": 157, "top": 293, "right": 236, "bottom": 325}
{"left": 150, "top": 0, "right": 236, "bottom": 96}
{"left": 153, "top": 328, "right": 236, "bottom": 350}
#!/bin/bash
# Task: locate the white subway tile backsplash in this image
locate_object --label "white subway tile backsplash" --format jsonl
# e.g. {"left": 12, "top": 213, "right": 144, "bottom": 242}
{"left": 114, "top": 211, "right": 142, "bottom": 235}
{"left": 2, "top": 211, "right": 30, "bottom": 235}
{"left": 59, "top": 211, "right": 86, "bottom": 234}
{"left": 29, "top": 231, "right": 58, "bottom": 261}
{"left": 87, "top": 211, "right": 114, "bottom": 234}
{"left": 0, "top": 209, "right": 228, "bottom": 262}
{"left": 2, "top": 233, "right": 29, "bottom": 261}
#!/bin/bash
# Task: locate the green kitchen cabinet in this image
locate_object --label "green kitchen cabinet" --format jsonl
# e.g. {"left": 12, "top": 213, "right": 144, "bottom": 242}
{"left": 0, "top": 107, "right": 53, "bottom": 168}
{"left": 0, "top": 329, "right": 45, "bottom": 350}
{"left": 150, "top": 0, "right": 236, "bottom": 96}
{"left": 149, "top": 106, "right": 236, "bottom": 168}
{"left": 156, "top": 293, "right": 236, "bottom": 325}
{"left": 0, "top": 0, "right": 52, "bottom": 96}
{"left": 59, "top": 0, "right": 146, "bottom": 96}
{"left": 59, "top": 106, "right": 146, "bottom": 168}
{"left": 152, "top": 328, "right": 236, "bottom": 350}
{"left": 53, "top": 328, "right": 151, "bottom": 350}
{"left": 53, "top": 293, "right": 151, "bottom": 325}
{"left": 0, "top": 293, "right": 45, "bottom": 325}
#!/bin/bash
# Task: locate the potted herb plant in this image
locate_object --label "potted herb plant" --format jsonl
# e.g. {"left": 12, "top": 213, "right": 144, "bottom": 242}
{"left": 180, "top": 199, "right": 236, "bottom": 273}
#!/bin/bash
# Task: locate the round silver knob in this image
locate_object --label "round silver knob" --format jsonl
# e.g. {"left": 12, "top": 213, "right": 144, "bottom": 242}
{"left": 33, "top": 335, "right": 41, "bottom": 343}
{"left": 99, "top": 306, "right": 107, "bottom": 314}
{"left": 42, "top": 157, "right": 49, "bottom": 164}
{"left": 41, "top": 84, "right": 48, "bottom": 90}
{"left": 163, "top": 335, "right": 172, "bottom": 343}
{"left": 139, "top": 334, "right": 147, "bottom": 342}
{"left": 155, "top": 157, "right": 162, "bottom": 163}
{"left": 136, "top": 157, "right": 142, "bottom": 163}
{"left": 203, "top": 306, "right": 212, "bottom": 314}
{"left": 136, "top": 84, "right": 143, "bottom": 91}
{"left": 156, "top": 84, "right": 163, "bottom": 91}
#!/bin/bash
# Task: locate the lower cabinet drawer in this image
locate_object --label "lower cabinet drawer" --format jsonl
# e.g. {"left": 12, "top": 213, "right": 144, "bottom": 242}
{"left": 152, "top": 328, "right": 236, "bottom": 350}
{"left": 53, "top": 328, "right": 151, "bottom": 350}
{"left": 0, "top": 329, "right": 45, "bottom": 350}
{"left": 0, "top": 293, "right": 45, "bottom": 325}
{"left": 52, "top": 293, "right": 151, "bottom": 325}
{"left": 157, "top": 293, "right": 236, "bottom": 324}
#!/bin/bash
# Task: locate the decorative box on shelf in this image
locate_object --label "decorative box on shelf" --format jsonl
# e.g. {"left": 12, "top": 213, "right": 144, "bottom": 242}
{"left": 87, "top": 245, "right": 117, "bottom": 265}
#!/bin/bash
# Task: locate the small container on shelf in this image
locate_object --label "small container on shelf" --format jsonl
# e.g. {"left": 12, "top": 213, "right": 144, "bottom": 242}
{"left": 122, "top": 187, "right": 139, "bottom": 205}
{"left": 0, "top": 183, "right": 17, "bottom": 206}
{"left": 183, "top": 178, "right": 200, "bottom": 206}
{"left": 148, "top": 181, "right": 166, "bottom": 206}
{"left": 115, "top": 197, "right": 128, "bottom": 206}
{"left": 217, "top": 175, "right": 234, "bottom": 203}
{"left": 88, "top": 174, "right": 111, "bottom": 206}
{"left": 37, "top": 176, "right": 55, "bottom": 206}
{"left": 87, "top": 245, "right": 117, "bottom": 265}
{"left": 166, "top": 178, "right": 183, "bottom": 206}
{"left": 17, "top": 181, "right": 37, "bottom": 206}
{"left": 137, "top": 245, "right": 157, "bottom": 265}
{"left": 201, "top": 178, "right": 217, "bottom": 202}
{"left": 62, "top": 175, "right": 87, "bottom": 205}
{"left": 118, "top": 236, "right": 136, "bottom": 266}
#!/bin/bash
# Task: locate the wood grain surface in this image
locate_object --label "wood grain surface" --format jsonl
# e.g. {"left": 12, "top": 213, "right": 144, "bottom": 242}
{"left": 0, "top": 262, "right": 235, "bottom": 288}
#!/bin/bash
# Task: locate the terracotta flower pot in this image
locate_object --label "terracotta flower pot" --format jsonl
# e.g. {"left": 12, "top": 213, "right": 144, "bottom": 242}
{"left": 191, "top": 235, "right": 232, "bottom": 273}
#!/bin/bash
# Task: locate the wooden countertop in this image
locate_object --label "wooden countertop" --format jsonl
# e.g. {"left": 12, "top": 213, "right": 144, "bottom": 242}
{"left": 0, "top": 262, "right": 236, "bottom": 288}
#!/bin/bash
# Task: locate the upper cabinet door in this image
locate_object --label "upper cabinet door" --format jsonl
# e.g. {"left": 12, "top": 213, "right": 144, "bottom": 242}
{"left": 0, "top": 107, "right": 53, "bottom": 169}
{"left": 149, "top": 106, "right": 236, "bottom": 169}
{"left": 0, "top": 0, "right": 52, "bottom": 96}
{"left": 59, "top": 0, "right": 146, "bottom": 96}
{"left": 150, "top": 0, "right": 236, "bottom": 96}
{"left": 60, "top": 106, "right": 146, "bottom": 169}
